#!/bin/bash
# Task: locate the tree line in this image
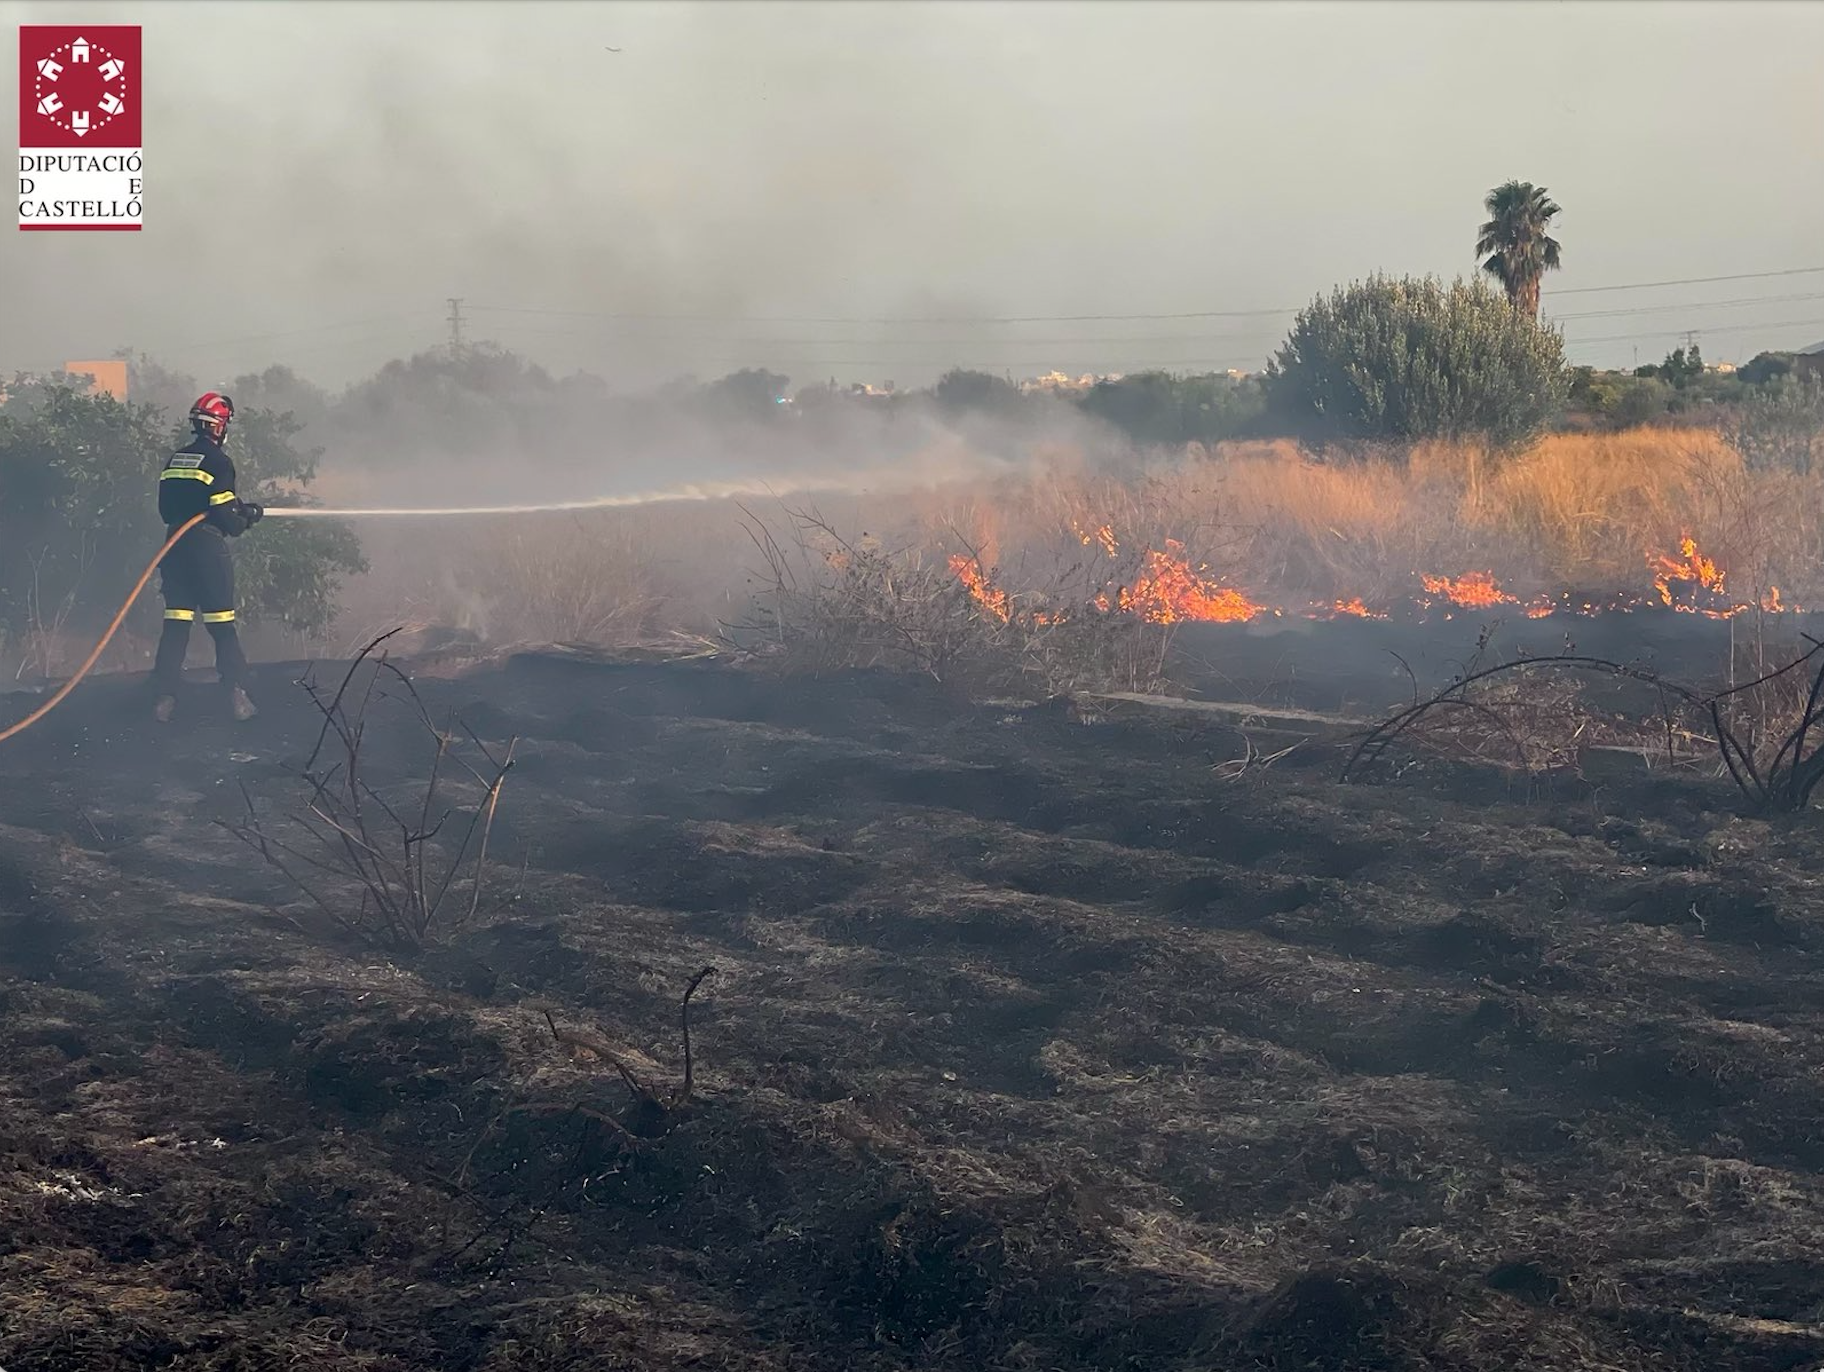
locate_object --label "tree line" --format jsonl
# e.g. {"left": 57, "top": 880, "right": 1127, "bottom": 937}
{"left": 1, "top": 179, "right": 1819, "bottom": 673}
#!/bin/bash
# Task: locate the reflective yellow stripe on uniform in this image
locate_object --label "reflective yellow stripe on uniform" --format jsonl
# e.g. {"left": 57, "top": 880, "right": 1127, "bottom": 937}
{"left": 165, "top": 608, "right": 197, "bottom": 622}
{"left": 208, "top": 489, "right": 237, "bottom": 505}
{"left": 160, "top": 468, "right": 215, "bottom": 484}
{"left": 201, "top": 610, "right": 236, "bottom": 624}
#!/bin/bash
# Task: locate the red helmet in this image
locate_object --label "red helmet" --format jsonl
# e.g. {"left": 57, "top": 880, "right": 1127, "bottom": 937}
{"left": 189, "top": 391, "right": 234, "bottom": 442}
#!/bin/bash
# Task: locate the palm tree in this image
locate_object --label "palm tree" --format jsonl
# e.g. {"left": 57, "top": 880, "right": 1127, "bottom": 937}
{"left": 1476, "top": 181, "right": 1562, "bottom": 318}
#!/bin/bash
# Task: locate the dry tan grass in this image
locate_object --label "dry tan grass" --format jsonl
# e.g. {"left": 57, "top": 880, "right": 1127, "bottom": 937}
{"left": 309, "top": 425, "right": 1824, "bottom": 667}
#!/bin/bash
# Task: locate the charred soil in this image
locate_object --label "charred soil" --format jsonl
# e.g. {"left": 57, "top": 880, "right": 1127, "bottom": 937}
{"left": 3, "top": 649, "right": 1824, "bottom": 1370}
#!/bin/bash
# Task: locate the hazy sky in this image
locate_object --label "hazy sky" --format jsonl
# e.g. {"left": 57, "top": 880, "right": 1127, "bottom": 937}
{"left": 5, "top": 0, "right": 1822, "bottom": 391}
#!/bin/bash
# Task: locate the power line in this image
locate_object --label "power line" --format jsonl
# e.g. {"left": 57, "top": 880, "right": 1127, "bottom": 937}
{"left": 133, "top": 274, "right": 1824, "bottom": 368}
{"left": 467, "top": 298, "right": 1824, "bottom": 351}
{"left": 450, "top": 321, "right": 1824, "bottom": 372}
{"left": 85, "top": 282, "right": 1824, "bottom": 384}
{"left": 464, "top": 265, "right": 1824, "bottom": 327}
{"left": 1565, "top": 315, "right": 1824, "bottom": 348}
{"left": 162, "top": 312, "right": 443, "bottom": 356}
{"left": 1550, "top": 266, "right": 1824, "bottom": 297}
{"left": 470, "top": 313, "right": 1824, "bottom": 359}
{"left": 478, "top": 326, "right": 1279, "bottom": 348}
{"left": 1546, "top": 290, "right": 1824, "bottom": 323}
{"left": 466, "top": 302, "right": 1300, "bottom": 326}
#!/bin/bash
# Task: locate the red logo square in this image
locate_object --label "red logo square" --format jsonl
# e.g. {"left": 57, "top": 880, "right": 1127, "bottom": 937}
{"left": 19, "top": 25, "right": 140, "bottom": 148}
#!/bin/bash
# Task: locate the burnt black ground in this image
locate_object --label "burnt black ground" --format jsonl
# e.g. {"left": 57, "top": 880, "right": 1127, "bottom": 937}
{"left": 3, "top": 648, "right": 1824, "bottom": 1369}
{"left": 1171, "top": 610, "right": 1822, "bottom": 716}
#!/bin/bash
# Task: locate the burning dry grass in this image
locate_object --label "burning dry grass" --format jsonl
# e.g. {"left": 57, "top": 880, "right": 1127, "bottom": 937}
{"left": 6, "top": 425, "right": 1817, "bottom": 686}
{"left": 311, "top": 425, "right": 1824, "bottom": 690}
{"left": 934, "top": 427, "right": 1824, "bottom": 630}
{"left": 727, "top": 504, "right": 1176, "bottom": 697}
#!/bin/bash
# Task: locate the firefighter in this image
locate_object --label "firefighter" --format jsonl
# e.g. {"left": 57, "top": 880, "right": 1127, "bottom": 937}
{"left": 149, "top": 392, "right": 264, "bottom": 723}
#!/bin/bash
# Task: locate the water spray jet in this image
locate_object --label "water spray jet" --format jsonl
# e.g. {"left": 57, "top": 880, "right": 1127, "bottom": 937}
{"left": 262, "top": 477, "right": 837, "bottom": 520}
{"left": 0, "top": 467, "right": 995, "bottom": 742}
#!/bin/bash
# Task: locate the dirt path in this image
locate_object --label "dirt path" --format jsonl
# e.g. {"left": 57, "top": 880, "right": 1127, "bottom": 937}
{"left": 2, "top": 652, "right": 1824, "bottom": 1370}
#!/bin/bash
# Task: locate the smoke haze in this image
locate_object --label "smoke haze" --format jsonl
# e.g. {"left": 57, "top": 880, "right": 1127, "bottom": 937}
{"left": 4, "top": 0, "right": 1822, "bottom": 391}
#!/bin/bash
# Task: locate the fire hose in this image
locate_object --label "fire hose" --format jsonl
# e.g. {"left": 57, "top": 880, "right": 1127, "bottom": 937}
{"left": 0, "top": 511, "right": 210, "bottom": 744}
{"left": 0, "top": 476, "right": 873, "bottom": 744}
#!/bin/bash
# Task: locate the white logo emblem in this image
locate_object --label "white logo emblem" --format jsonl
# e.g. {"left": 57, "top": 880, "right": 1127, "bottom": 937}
{"left": 32, "top": 36, "right": 129, "bottom": 139}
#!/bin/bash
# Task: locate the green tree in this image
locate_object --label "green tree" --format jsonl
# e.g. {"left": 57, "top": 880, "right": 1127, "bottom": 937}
{"left": 221, "top": 404, "right": 367, "bottom": 635}
{"left": 1265, "top": 275, "right": 1570, "bottom": 449}
{"left": 1653, "top": 344, "right": 1706, "bottom": 389}
{"left": 1476, "top": 181, "right": 1563, "bottom": 317}
{"left": 1076, "top": 371, "right": 1265, "bottom": 446}
{"left": 932, "top": 368, "right": 1025, "bottom": 417}
{"left": 334, "top": 345, "right": 559, "bottom": 464}
{"left": 1727, "top": 374, "right": 1824, "bottom": 475}
{"left": 1739, "top": 351, "right": 1796, "bottom": 387}
{"left": 1614, "top": 375, "right": 1674, "bottom": 428}
{"left": 698, "top": 368, "right": 791, "bottom": 424}
{"left": 0, "top": 386, "right": 169, "bottom": 669}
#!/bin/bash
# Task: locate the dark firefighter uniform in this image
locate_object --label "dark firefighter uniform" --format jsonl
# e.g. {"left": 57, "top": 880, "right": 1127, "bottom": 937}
{"left": 150, "top": 392, "right": 263, "bottom": 719}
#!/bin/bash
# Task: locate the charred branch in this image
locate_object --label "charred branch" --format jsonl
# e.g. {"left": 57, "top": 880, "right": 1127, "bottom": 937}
{"left": 222, "top": 630, "right": 518, "bottom": 950}
{"left": 1344, "top": 638, "right": 1824, "bottom": 815}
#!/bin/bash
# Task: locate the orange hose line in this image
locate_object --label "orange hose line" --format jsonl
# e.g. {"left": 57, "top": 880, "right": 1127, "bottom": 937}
{"left": 0, "top": 512, "right": 208, "bottom": 744}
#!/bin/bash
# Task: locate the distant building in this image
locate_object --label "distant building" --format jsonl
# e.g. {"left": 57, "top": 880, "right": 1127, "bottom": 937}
{"left": 0, "top": 359, "right": 129, "bottom": 407}
{"left": 63, "top": 359, "right": 128, "bottom": 399}
{"left": 1017, "top": 370, "right": 1122, "bottom": 394}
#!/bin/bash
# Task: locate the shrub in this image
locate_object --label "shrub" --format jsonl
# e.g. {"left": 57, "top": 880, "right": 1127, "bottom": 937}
{"left": 1727, "top": 374, "right": 1824, "bottom": 477}
{"left": 1265, "top": 275, "right": 1570, "bottom": 450}
{"left": 1076, "top": 371, "right": 1266, "bottom": 447}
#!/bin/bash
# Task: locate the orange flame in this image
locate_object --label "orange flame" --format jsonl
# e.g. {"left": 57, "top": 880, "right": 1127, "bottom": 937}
{"left": 1649, "top": 535, "right": 1726, "bottom": 608}
{"left": 1419, "top": 571, "right": 1517, "bottom": 610}
{"left": 948, "top": 554, "right": 1010, "bottom": 623}
{"left": 1114, "top": 541, "right": 1268, "bottom": 624}
{"left": 1326, "top": 597, "right": 1387, "bottom": 620}
{"left": 1072, "top": 520, "right": 1119, "bottom": 558}
{"left": 944, "top": 524, "right": 1804, "bottom": 630}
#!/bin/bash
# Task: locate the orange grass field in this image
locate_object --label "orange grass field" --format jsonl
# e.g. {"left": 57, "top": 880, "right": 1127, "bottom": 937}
{"left": 931, "top": 427, "right": 1822, "bottom": 624}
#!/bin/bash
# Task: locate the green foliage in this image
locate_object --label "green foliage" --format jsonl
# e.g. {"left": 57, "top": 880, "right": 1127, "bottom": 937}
{"left": 0, "top": 385, "right": 364, "bottom": 669}
{"left": 1727, "top": 374, "right": 1824, "bottom": 475}
{"left": 1265, "top": 275, "right": 1570, "bottom": 448}
{"left": 1639, "top": 344, "right": 1705, "bottom": 388}
{"left": 222, "top": 405, "right": 367, "bottom": 634}
{"left": 933, "top": 369, "right": 1025, "bottom": 417}
{"left": 1739, "top": 351, "right": 1796, "bottom": 387}
{"left": 1076, "top": 371, "right": 1265, "bottom": 446}
{"left": 0, "top": 386, "right": 169, "bottom": 662}
{"left": 697, "top": 368, "right": 791, "bottom": 424}
{"left": 1613, "top": 375, "right": 1675, "bottom": 427}
{"left": 331, "top": 344, "right": 566, "bottom": 465}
